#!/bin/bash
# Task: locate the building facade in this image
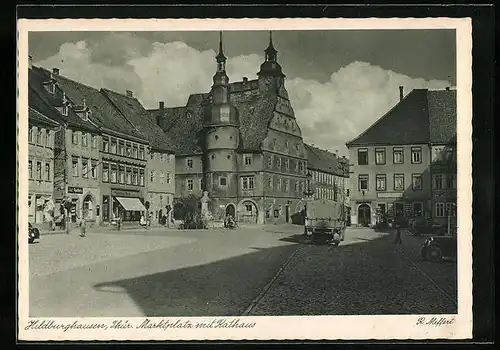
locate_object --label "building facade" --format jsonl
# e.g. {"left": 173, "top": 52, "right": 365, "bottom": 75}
{"left": 27, "top": 107, "right": 59, "bottom": 225}
{"left": 346, "top": 87, "right": 457, "bottom": 226}
{"left": 152, "top": 32, "right": 309, "bottom": 224}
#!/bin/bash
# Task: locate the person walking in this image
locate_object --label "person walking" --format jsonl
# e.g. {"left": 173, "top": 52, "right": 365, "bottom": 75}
{"left": 79, "top": 216, "right": 86, "bottom": 238}
{"left": 394, "top": 216, "right": 402, "bottom": 244}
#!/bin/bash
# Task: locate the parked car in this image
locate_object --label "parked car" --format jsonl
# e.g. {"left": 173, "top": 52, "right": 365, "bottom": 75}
{"left": 421, "top": 235, "right": 457, "bottom": 262}
{"left": 409, "top": 218, "right": 448, "bottom": 236}
{"left": 28, "top": 223, "right": 40, "bottom": 244}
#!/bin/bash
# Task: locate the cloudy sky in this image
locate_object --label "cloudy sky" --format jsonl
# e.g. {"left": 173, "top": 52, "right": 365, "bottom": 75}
{"left": 29, "top": 30, "right": 456, "bottom": 155}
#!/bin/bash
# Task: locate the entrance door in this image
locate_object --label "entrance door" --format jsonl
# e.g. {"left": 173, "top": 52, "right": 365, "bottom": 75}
{"left": 225, "top": 204, "right": 236, "bottom": 218}
{"left": 358, "top": 204, "right": 371, "bottom": 227}
{"left": 83, "top": 195, "right": 94, "bottom": 221}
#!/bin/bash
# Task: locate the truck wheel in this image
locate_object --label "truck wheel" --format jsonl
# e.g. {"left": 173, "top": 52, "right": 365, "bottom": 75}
{"left": 425, "top": 246, "right": 443, "bottom": 262}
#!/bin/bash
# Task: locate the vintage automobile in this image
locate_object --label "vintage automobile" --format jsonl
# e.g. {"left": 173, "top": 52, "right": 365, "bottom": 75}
{"left": 304, "top": 199, "right": 346, "bottom": 246}
{"left": 409, "top": 217, "right": 448, "bottom": 236}
{"left": 28, "top": 223, "right": 40, "bottom": 244}
{"left": 421, "top": 235, "right": 457, "bottom": 262}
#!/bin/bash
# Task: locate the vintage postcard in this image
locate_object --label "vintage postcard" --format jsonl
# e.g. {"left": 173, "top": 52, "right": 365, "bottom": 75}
{"left": 17, "top": 17, "right": 472, "bottom": 341}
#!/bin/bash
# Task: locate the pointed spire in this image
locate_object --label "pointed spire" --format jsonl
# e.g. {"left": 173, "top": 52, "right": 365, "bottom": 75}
{"left": 265, "top": 31, "right": 277, "bottom": 61}
{"left": 216, "top": 31, "right": 226, "bottom": 64}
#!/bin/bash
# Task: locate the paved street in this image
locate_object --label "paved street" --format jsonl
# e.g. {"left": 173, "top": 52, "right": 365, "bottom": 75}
{"left": 29, "top": 226, "right": 457, "bottom": 317}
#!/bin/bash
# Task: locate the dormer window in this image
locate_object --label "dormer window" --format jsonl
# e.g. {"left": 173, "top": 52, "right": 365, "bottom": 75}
{"left": 62, "top": 105, "right": 68, "bottom": 116}
{"left": 48, "top": 83, "right": 55, "bottom": 94}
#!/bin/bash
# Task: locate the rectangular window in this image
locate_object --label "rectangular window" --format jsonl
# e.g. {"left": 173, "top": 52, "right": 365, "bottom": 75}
{"left": 102, "top": 163, "right": 109, "bottom": 182}
{"left": 277, "top": 177, "right": 282, "bottom": 191}
{"left": 160, "top": 172, "right": 165, "bottom": 184}
{"left": 434, "top": 174, "right": 443, "bottom": 189}
{"left": 36, "top": 129, "right": 42, "bottom": 145}
{"left": 132, "top": 145, "right": 138, "bottom": 158}
{"left": 244, "top": 154, "right": 252, "bottom": 165}
{"left": 446, "top": 202, "right": 457, "bottom": 217}
{"left": 150, "top": 170, "right": 154, "bottom": 183}
{"left": 110, "top": 164, "right": 117, "bottom": 183}
{"left": 393, "top": 147, "right": 404, "bottom": 164}
{"left": 358, "top": 174, "right": 368, "bottom": 191}
{"left": 432, "top": 146, "right": 445, "bottom": 162}
{"left": 45, "top": 130, "right": 51, "bottom": 147}
{"left": 411, "top": 147, "right": 422, "bottom": 164}
{"left": 110, "top": 138, "right": 117, "bottom": 154}
{"left": 186, "top": 158, "right": 193, "bottom": 169}
{"left": 220, "top": 177, "right": 227, "bottom": 186}
{"left": 394, "top": 174, "right": 405, "bottom": 191}
{"left": 28, "top": 160, "right": 33, "bottom": 179}
{"left": 125, "top": 142, "right": 132, "bottom": 157}
{"left": 91, "top": 160, "right": 97, "bottom": 179}
{"left": 132, "top": 169, "right": 138, "bottom": 185}
{"left": 435, "top": 202, "right": 445, "bottom": 217}
{"left": 413, "top": 202, "right": 423, "bottom": 217}
{"left": 139, "top": 146, "right": 145, "bottom": 160}
{"left": 119, "top": 165, "right": 125, "bottom": 184}
{"left": 358, "top": 148, "right": 368, "bottom": 165}
{"left": 268, "top": 155, "right": 273, "bottom": 167}
{"left": 268, "top": 176, "right": 273, "bottom": 189}
{"left": 294, "top": 181, "right": 298, "bottom": 192}
{"left": 284, "top": 179, "right": 289, "bottom": 192}
{"left": 276, "top": 157, "right": 281, "bottom": 169}
{"left": 118, "top": 141, "right": 125, "bottom": 156}
{"left": 284, "top": 158, "right": 289, "bottom": 170}
{"left": 28, "top": 127, "right": 33, "bottom": 143}
{"left": 445, "top": 147, "right": 454, "bottom": 162}
{"left": 102, "top": 137, "right": 109, "bottom": 152}
{"left": 375, "top": 148, "right": 386, "bottom": 165}
{"left": 92, "top": 135, "right": 98, "bottom": 148}
{"left": 412, "top": 174, "right": 422, "bottom": 190}
{"left": 446, "top": 174, "right": 454, "bottom": 189}
{"left": 82, "top": 132, "right": 88, "bottom": 147}
{"left": 72, "top": 131, "right": 78, "bottom": 145}
{"left": 241, "top": 176, "right": 255, "bottom": 190}
{"left": 187, "top": 179, "right": 193, "bottom": 191}
{"left": 298, "top": 161, "right": 303, "bottom": 172}
{"left": 166, "top": 172, "right": 171, "bottom": 184}
{"left": 45, "top": 163, "right": 50, "bottom": 181}
{"left": 39, "top": 129, "right": 46, "bottom": 146}
{"left": 36, "top": 162, "right": 42, "bottom": 180}
{"left": 126, "top": 168, "right": 132, "bottom": 184}
{"left": 82, "top": 159, "right": 89, "bottom": 179}
{"left": 139, "top": 169, "right": 145, "bottom": 186}
{"left": 376, "top": 174, "right": 386, "bottom": 191}
{"left": 72, "top": 157, "right": 78, "bottom": 177}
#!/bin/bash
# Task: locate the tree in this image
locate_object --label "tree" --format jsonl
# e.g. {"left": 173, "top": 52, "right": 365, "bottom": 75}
{"left": 173, "top": 194, "right": 206, "bottom": 229}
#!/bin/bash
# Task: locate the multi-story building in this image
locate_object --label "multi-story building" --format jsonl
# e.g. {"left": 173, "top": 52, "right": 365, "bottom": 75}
{"left": 27, "top": 102, "right": 59, "bottom": 225}
{"left": 304, "top": 144, "right": 350, "bottom": 204}
{"left": 29, "top": 65, "right": 102, "bottom": 225}
{"left": 345, "top": 87, "right": 456, "bottom": 226}
{"left": 152, "top": 32, "right": 309, "bottom": 224}
{"left": 100, "top": 89, "right": 176, "bottom": 225}
{"left": 50, "top": 74, "right": 150, "bottom": 225}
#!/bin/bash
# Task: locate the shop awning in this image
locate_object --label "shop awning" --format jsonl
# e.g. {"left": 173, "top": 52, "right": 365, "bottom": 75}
{"left": 115, "top": 197, "right": 146, "bottom": 212}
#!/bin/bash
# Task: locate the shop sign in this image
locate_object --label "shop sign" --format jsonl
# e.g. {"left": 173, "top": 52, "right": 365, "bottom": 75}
{"left": 111, "top": 189, "right": 139, "bottom": 198}
{"left": 67, "top": 186, "right": 83, "bottom": 194}
{"left": 377, "top": 192, "right": 403, "bottom": 198}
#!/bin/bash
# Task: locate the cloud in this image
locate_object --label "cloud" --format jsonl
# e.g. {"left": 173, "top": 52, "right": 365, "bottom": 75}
{"left": 35, "top": 40, "right": 451, "bottom": 156}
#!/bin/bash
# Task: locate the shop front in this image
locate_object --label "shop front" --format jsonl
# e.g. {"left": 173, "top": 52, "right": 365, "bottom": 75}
{"left": 64, "top": 186, "right": 101, "bottom": 225}
{"left": 103, "top": 188, "right": 146, "bottom": 223}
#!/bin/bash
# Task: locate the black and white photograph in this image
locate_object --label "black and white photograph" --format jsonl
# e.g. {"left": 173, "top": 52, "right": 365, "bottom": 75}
{"left": 17, "top": 18, "right": 472, "bottom": 341}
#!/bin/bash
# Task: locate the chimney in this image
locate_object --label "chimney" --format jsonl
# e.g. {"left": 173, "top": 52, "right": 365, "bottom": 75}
{"left": 126, "top": 90, "right": 133, "bottom": 98}
{"left": 399, "top": 86, "right": 404, "bottom": 101}
{"left": 243, "top": 77, "right": 248, "bottom": 84}
{"left": 159, "top": 101, "right": 165, "bottom": 110}
{"left": 28, "top": 55, "right": 33, "bottom": 70}
{"left": 52, "top": 68, "right": 60, "bottom": 76}
{"left": 445, "top": 87, "right": 450, "bottom": 91}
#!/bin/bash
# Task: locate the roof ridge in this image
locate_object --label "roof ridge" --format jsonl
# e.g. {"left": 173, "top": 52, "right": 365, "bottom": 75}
{"left": 345, "top": 89, "right": 424, "bottom": 146}
{"left": 37, "top": 66, "right": 102, "bottom": 93}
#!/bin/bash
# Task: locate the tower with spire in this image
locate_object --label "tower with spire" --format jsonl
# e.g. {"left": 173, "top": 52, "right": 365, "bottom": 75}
{"left": 257, "top": 31, "right": 285, "bottom": 94}
{"left": 203, "top": 31, "right": 240, "bottom": 204}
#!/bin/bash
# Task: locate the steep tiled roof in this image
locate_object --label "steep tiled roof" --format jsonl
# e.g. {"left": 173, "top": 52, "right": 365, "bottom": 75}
{"left": 29, "top": 67, "right": 99, "bottom": 132}
{"left": 346, "top": 89, "right": 431, "bottom": 146}
{"left": 427, "top": 90, "right": 457, "bottom": 144}
{"left": 41, "top": 69, "right": 143, "bottom": 140}
{"left": 346, "top": 89, "right": 457, "bottom": 147}
{"left": 305, "top": 144, "right": 348, "bottom": 177}
{"left": 101, "top": 89, "right": 175, "bottom": 152}
{"left": 29, "top": 107, "right": 60, "bottom": 127}
{"left": 153, "top": 82, "right": 278, "bottom": 155}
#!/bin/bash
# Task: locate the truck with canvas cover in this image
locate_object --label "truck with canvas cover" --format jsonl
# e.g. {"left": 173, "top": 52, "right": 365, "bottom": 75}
{"left": 304, "top": 198, "right": 346, "bottom": 245}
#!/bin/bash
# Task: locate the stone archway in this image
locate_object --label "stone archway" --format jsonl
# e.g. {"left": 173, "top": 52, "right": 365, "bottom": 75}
{"left": 225, "top": 203, "right": 236, "bottom": 218}
{"left": 358, "top": 204, "right": 371, "bottom": 227}
{"left": 237, "top": 199, "right": 259, "bottom": 224}
{"left": 82, "top": 193, "right": 95, "bottom": 221}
